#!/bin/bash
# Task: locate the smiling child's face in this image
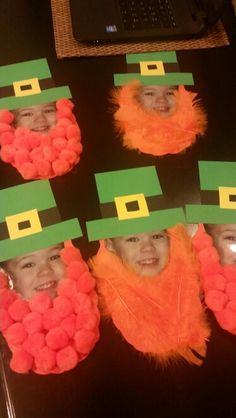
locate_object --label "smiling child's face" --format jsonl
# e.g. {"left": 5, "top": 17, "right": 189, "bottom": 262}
{"left": 137, "top": 85, "right": 178, "bottom": 118}
{"left": 4, "top": 244, "right": 65, "bottom": 299}
{"left": 207, "top": 224, "right": 236, "bottom": 265}
{"left": 106, "top": 230, "right": 169, "bottom": 277}
{"left": 13, "top": 102, "right": 57, "bottom": 134}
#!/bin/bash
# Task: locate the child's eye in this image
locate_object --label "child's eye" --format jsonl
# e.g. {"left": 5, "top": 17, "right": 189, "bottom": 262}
{"left": 224, "top": 235, "right": 236, "bottom": 241}
{"left": 126, "top": 237, "right": 139, "bottom": 243}
{"left": 50, "top": 253, "right": 61, "bottom": 261}
{"left": 152, "top": 234, "right": 165, "bottom": 240}
{"left": 143, "top": 91, "right": 154, "bottom": 96}
{"left": 21, "top": 262, "right": 34, "bottom": 269}
{"left": 20, "top": 111, "right": 33, "bottom": 118}
{"left": 44, "top": 108, "right": 56, "bottom": 114}
{"left": 166, "top": 90, "right": 175, "bottom": 96}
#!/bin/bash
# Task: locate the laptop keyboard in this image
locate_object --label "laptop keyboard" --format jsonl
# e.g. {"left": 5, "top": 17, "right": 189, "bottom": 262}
{"left": 118, "top": 0, "right": 177, "bottom": 30}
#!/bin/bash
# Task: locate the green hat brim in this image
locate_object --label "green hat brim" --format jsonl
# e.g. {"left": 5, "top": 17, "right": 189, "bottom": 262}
{"left": 185, "top": 204, "right": 236, "bottom": 224}
{"left": 0, "top": 86, "right": 71, "bottom": 110}
{"left": 114, "top": 73, "right": 194, "bottom": 87}
{"left": 86, "top": 208, "right": 185, "bottom": 241}
{"left": 0, "top": 219, "right": 82, "bottom": 262}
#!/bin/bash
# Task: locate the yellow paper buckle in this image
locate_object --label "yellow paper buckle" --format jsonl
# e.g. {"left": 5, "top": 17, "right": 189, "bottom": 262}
{"left": 6, "top": 209, "right": 42, "bottom": 240}
{"left": 13, "top": 78, "right": 41, "bottom": 97}
{"left": 140, "top": 61, "right": 165, "bottom": 76}
{"left": 114, "top": 193, "right": 149, "bottom": 220}
{"left": 219, "top": 186, "right": 236, "bottom": 209}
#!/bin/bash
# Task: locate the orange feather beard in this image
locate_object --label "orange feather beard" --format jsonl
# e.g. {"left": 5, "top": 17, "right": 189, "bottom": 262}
{"left": 112, "top": 81, "right": 207, "bottom": 156}
{"left": 89, "top": 224, "right": 210, "bottom": 366}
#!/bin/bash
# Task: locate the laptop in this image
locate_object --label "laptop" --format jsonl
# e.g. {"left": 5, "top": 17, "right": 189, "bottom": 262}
{"left": 69, "top": 0, "right": 230, "bottom": 43}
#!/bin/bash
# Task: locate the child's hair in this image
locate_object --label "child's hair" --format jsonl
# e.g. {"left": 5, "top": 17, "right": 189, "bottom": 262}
{"left": 203, "top": 224, "right": 213, "bottom": 235}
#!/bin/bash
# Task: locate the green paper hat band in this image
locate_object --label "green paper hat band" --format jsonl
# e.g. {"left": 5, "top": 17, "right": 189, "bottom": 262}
{"left": 0, "top": 180, "right": 82, "bottom": 262}
{"left": 0, "top": 58, "right": 71, "bottom": 110}
{"left": 186, "top": 161, "right": 236, "bottom": 224}
{"left": 86, "top": 166, "right": 186, "bottom": 241}
{"left": 113, "top": 50, "right": 194, "bottom": 86}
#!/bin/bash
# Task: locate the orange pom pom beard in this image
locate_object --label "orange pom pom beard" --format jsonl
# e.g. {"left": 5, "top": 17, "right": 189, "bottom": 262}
{"left": 0, "top": 243, "right": 100, "bottom": 374}
{"left": 193, "top": 224, "right": 236, "bottom": 335}
{"left": 0, "top": 99, "right": 82, "bottom": 180}
{"left": 112, "top": 82, "right": 207, "bottom": 156}
{"left": 90, "top": 225, "right": 210, "bottom": 366}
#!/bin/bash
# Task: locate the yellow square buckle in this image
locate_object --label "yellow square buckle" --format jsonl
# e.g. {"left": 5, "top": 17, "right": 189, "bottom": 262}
{"left": 140, "top": 61, "right": 165, "bottom": 76}
{"left": 5, "top": 209, "right": 42, "bottom": 240}
{"left": 114, "top": 193, "right": 149, "bottom": 220}
{"left": 13, "top": 78, "right": 41, "bottom": 97}
{"left": 219, "top": 186, "right": 236, "bottom": 209}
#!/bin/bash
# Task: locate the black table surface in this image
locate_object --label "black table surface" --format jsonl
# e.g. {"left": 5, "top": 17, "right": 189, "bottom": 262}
{"left": 1, "top": 1, "right": 236, "bottom": 418}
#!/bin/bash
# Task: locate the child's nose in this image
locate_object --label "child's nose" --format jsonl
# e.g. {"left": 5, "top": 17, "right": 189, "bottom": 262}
{"left": 38, "top": 262, "right": 53, "bottom": 276}
{"left": 141, "top": 239, "right": 155, "bottom": 251}
{"left": 155, "top": 94, "right": 167, "bottom": 104}
{"left": 34, "top": 112, "right": 47, "bottom": 121}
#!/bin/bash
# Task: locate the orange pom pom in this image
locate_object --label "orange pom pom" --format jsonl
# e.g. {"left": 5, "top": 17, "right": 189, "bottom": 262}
{"left": 8, "top": 299, "right": 30, "bottom": 321}
{"left": 6, "top": 323, "right": 27, "bottom": 345}
{"left": 46, "top": 326, "right": 69, "bottom": 350}
{"left": 0, "top": 309, "right": 13, "bottom": 331}
{"left": 74, "top": 329, "right": 98, "bottom": 354}
{"left": 205, "top": 289, "right": 228, "bottom": 312}
{"left": 23, "top": 332, "right": 45, "bottom": 356}
{"left": 43, "top": 308, "right": 61, "bottom": 330}
{"left": 61, "top": 314, "right": 76, "bottom": 338}
{"left": 56, "top": 345, "right": 78, "bottom": 372}
{"left": 53, "top": 296, "right": 73, "bottom": 318}
{"left": 34, "top": 346, "right": 56, "bottom": 373}
{"left": 10, "top": 349, "right": 33, "bottom": 373}
{"left": 29, "top": 292, "right": 52, "bottom": 313}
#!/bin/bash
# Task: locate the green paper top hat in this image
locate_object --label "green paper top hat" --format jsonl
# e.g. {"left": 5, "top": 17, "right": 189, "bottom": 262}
{"left": 113, "top": 51, "right": 194, "bottom": 87}
{"left": 0, "top": 58, "right": 71, "bottom": 110}
{"left": 0, "top": 180, "right": 82, "bottom": 262}
{"left": 186, "top": 161, "right": 236, "bottom": 224}
{"left": 86, "top": 166, "right": 186, "bottom": 241}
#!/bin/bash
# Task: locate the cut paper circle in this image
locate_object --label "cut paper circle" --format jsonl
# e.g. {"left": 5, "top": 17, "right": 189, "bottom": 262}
{"left": 0, "top": 99, "right": 82, "bottom": 179}
{"left": 112, "top": 81, "right": 207, "bottom": 157}
{"left": 193, "top": 224, "right": 236, "bottom": 335}
{"left": 0, "top": 243, "right": 100, "bottom": 374}
{"left": 89, "top": 225, "right": 210, "bottom": 365}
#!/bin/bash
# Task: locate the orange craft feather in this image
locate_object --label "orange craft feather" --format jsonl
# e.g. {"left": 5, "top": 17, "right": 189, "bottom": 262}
{"left": 112, "top": 81, "right": 207, "bottom": 156}
{"left": 90, "top": 224, "right": 210, "bottom": 365}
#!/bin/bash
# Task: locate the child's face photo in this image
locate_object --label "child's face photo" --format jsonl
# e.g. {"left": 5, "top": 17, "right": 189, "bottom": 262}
{"left": 106, "top": 230, "right": 169, "bottom": 277}
{"left": 3, "top": 244, "right": 65, "bottom": 299}
{"left": 137, "top": 85, "right": 178, "bottom": 118}
{"left": 207, "top": 224, "right": 236, "bottom": 265}
{"left": 13, "top": 102, "right": 57, "bottom": 134}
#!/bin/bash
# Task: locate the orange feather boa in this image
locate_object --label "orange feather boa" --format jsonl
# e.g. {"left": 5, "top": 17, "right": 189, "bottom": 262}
{"left": 112, "top": 81, "right": 207, "bottom": 156}
{"left": 90, "top": 224, "right": 210, "bottom": 365}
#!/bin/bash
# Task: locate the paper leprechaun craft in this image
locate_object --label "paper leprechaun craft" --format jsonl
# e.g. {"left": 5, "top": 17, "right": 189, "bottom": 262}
{"left": 186, "top": 161, "right": 236, "bottom": 335}
{"left": 0, "top": 180, "right": 100, "bottom": 374}
{"left": 112, "top": 51, "right": 207, "bottom": 156}
{"left": 0, "top": 58, "right": 82, "bottom": 179}
{"left": 87, "top": 165, "right": 210, "bottom": 365}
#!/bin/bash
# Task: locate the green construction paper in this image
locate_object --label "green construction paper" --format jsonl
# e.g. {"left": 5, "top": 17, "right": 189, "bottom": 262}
{"left": 0, "top": 219, "right": 82, "bottom": 262}
{"left": 114, "top": 73, "right": 194, "bottom": 86}
{"left": 86, "top": 208, "right": 185, "bottom": 241}
{"left": 185, "top": 204, "right": 236, "bottom": 224}
{"left": 95, "top": 166, "right": 162, "bottom": 203}
{"left": 198, "top": 161, "right": 236, "bottom": 190}
{"left": 0, "top": 86, "right": 71, "bottom": 110}
{"left": 126, "top": 51, "right": 177, "bottom": 64}
{"left": 0, "top": 58, "right": 51, "bottom": 87}
{"left": 0, "top": 180, "right": 56, "bottom": 221}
